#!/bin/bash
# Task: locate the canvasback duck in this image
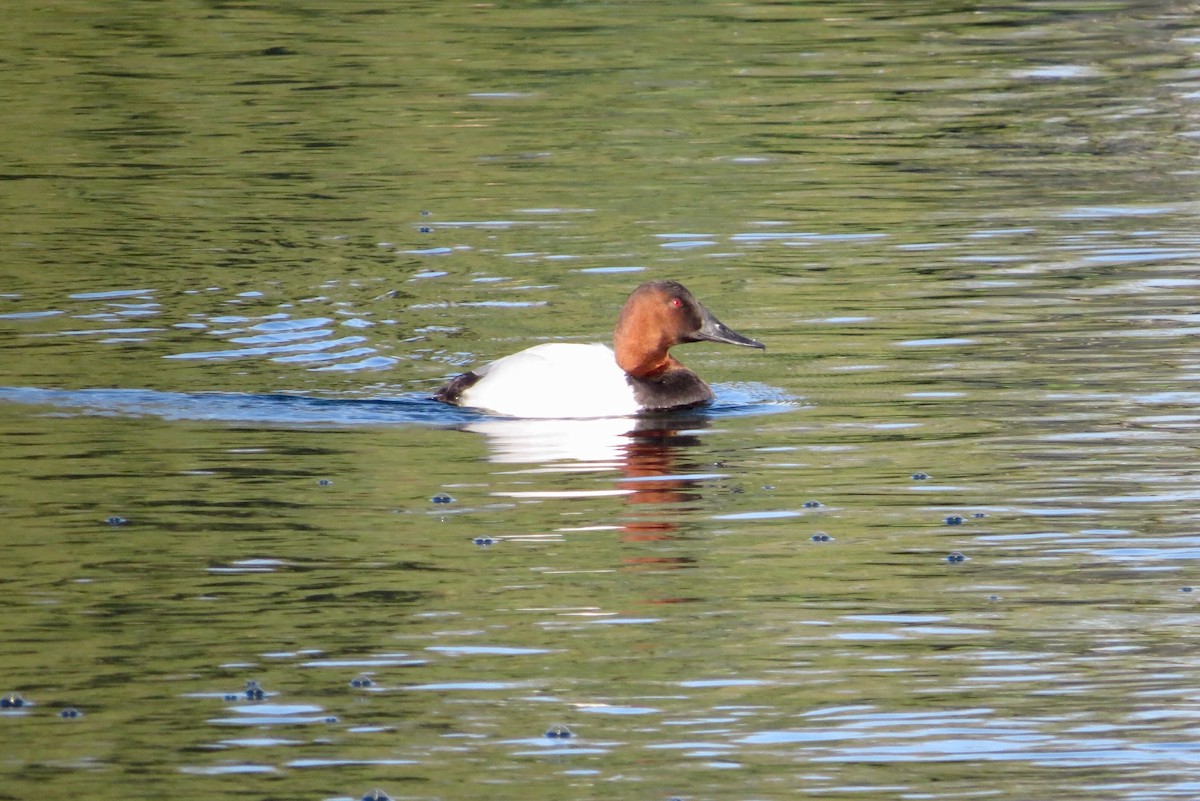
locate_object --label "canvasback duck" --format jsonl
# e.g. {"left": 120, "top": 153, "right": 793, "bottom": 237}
{"left": 433, "top": 280, "right": 764, "bottom": 418}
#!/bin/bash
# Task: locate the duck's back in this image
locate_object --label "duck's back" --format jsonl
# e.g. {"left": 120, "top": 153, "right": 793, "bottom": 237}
{"left": 441, "top": 343, "right": 640, "bottom": 418}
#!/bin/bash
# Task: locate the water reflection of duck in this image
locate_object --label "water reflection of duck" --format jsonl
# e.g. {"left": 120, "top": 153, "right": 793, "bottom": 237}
{"left": 434, "top": 280, "right": 764, "bottom": 418}
{"left": 470, "top": 413, "right": 712, "bottom": 582}
{"left": 465, "top": 412, "right": 707, "bottom": 466}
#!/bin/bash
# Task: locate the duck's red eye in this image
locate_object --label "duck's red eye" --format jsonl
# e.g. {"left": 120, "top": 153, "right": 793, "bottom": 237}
{"left": 669, "top": 297, "right": 683, "bottom": 309}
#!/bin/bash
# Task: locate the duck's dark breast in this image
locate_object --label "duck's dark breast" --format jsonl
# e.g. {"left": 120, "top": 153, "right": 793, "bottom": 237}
{"left": 627, "top": 369, "right": 714, "bottom": 411}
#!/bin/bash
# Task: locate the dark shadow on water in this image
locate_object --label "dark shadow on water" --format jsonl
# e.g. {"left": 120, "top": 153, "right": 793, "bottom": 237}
{"left": 0, "top": 386, "right": 475, "bottom": 426}
{"left": 0, "top": 383, "right": 795, "bottom": 428}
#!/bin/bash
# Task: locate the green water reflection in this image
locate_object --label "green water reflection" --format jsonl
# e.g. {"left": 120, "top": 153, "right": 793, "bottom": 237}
{"left": 5, "top": 1, "right": 1200, "bottom": 800}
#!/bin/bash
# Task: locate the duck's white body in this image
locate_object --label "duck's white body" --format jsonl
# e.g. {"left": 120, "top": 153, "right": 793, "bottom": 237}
{"left": 455, "top": 343, "right": 640, "bottom": 419}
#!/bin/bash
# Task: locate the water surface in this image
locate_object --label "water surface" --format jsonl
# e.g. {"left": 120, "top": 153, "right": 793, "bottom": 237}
{"left": 4, "top": 2, "right": 1200, "bottom": 800}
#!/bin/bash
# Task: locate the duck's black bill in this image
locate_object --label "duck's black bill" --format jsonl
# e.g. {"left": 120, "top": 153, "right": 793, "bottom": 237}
{"left": 694, "top": 307, "right": 766, "bottom": 350}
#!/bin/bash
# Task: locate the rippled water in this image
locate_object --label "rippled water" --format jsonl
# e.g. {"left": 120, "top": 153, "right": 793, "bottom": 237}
{"left": 5, "top": 2, "right": 1200, "bottom": 800}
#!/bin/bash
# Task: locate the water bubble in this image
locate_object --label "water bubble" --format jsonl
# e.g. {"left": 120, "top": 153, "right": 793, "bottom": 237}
{"left": 431, "top": 493, "right": 454, "bottom": 504}
{"left": 944, "top": 515, "right": 964, "bottom": 526}
{"left": 544, "top": 724, "right": 573, "bottom": 739}
{"left": 911, "top": 472, "right": 929, "bottom": 480}
{"left": 105, "top": 516, "right": 127, "bottom": 526}
{"left": 946, "top": 551, "right": 968, "bottom": 563}
{"left": 810, "top": 532, "right": 833, "bottom": 542}
{"left": 59, "top": 707, "right": 82, "bottom": 719}
{"left": 350, "top": 675, "right": 374, "bottom": 688}
{"left": 803, "top": 500, "right": 823, "bottom": 509}
{"left": 0, "top": 693, "right": 26, "bottom": 708}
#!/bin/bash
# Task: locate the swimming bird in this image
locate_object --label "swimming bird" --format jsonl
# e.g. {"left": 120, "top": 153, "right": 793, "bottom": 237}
{"left": 433, "top": 280, "right": 764, "bottom": 418}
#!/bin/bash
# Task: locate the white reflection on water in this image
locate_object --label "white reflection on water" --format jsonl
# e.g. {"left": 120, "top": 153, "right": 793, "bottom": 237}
{"left": 466, "top": 416, "right": 637, "bottom": 465}
{"left": 463, "top": 384, "right": 794, "bottom": 465}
